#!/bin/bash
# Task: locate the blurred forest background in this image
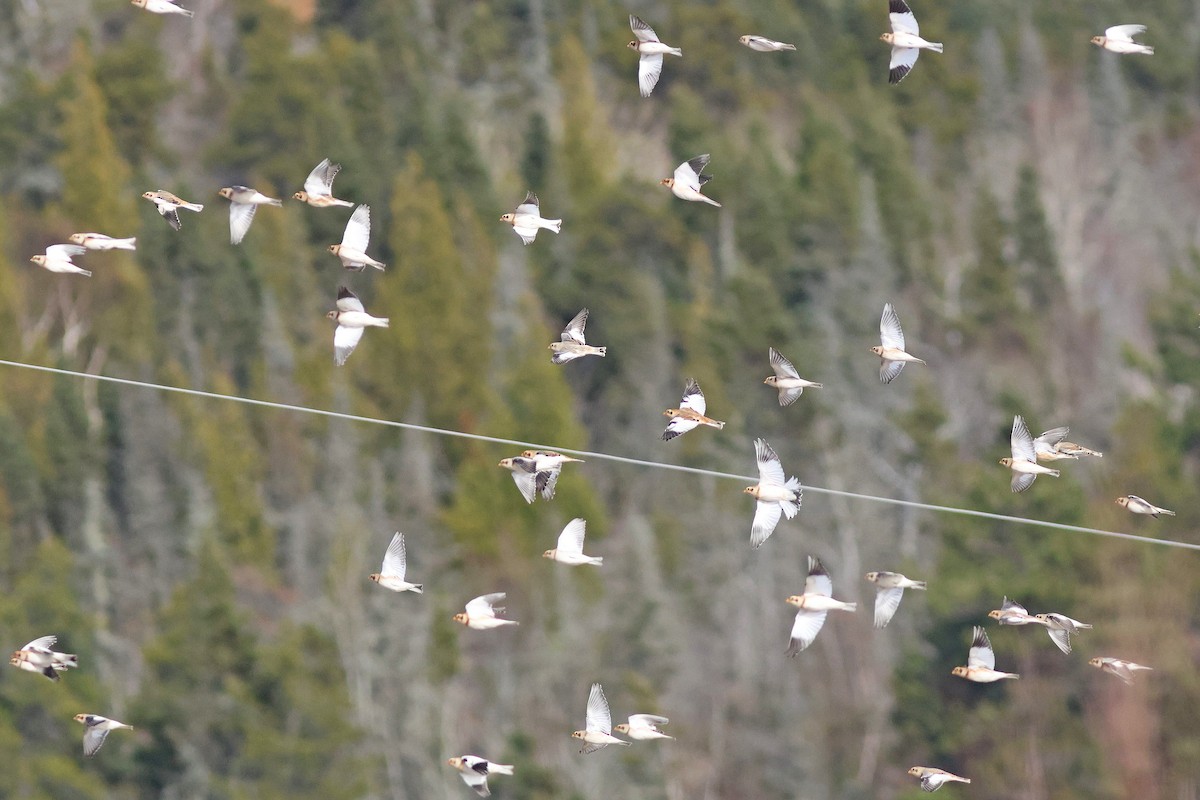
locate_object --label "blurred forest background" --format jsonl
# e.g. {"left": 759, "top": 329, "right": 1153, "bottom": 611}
{"left": 0, "top": 0, "right": 1198, "bottom": 798}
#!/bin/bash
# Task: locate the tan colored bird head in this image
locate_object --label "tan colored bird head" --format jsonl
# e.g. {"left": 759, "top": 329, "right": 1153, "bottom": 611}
{"left": 1033, "top": 614, "right": 1050, "bottom": 623}
{"left": 870, "top": 345, "right": 885, "bottom": 357}
{"left": 764, "top": 376, "right": 779, "bottom": 387}
{"left": 627, "top": 41, "right": 639, "bottom": 50}
{"left": 325, "top": 310, "right": 339, "bottom": 321}
{"left": 880, "top": 33, "right": 895, "bottom": 44}
{"left": 368, "top": 573, "right": 382, "bottom": 583}
{"left": 986, "top": 609, "right": 1004, "bottom": 620}
{"left": 1090, "top": 36, "right": 1105, "bottom": 47}
{"left": 1115, "top": 497, "right": 1130, "bottom": 508}
{"left": 500, "top": 213, "right": 515, "bottom": 224}
{"left": 998, "top": 458, "right": 1014, "bottom": 468}
{"left": 907, "top": 767, "right": 923, "bottom": 777}
{"left": 293, "top": 191, "right": 309, "bottom": 202}
{"left": 1088, "top": 657, "right": 1103, "bottom": 668}
{"left": 328, "top": 244, "right": 341, "bottom": 255}
{"left": 73, "top": 714, "right": 89, "bottom": 724}
{"left": 613, "top": 723, "right": 630, "bottom": 734}
{"left": 447, "top": 757, "right": 464, "bottom": 769}
{"left": 864, "top": 571, "right": 879, "bottom": 582}
{"left": 785, "top": 594, "right": 803, "bottom": 607}
{"left": 570, "top": 730, "right": 587, "bottom": 740}
{"left": 9, "top": 653, "right": 22, "bottom": 666}
{"left": 131, "top": 0, "right": 146, "bottom": 7}
{"left": 29, "top": 256, "right": 45, "bottom": 266}
{"left": 950, "top": 666, "right": 969, "bottom": 678}
{"left": 498, "top": 458, "right": 514, "bottom": 469}
{"left": 659, "top": 178, "right": 675, "bottom": 188}
{"left": 743, "top": 486, "right": 760, "bottom": 498}
{"left": 452, "top": 613, "right": 469, "bottom": 625}
{"left": 217, "top": 187, "right": 234, "bottom": 200}
{"left": 542, "top": 549, "right": 556, "bottom": 560}
{"left": 141, "top": 191, "right": 156, "bottom": 200}
{"left": 663, "top": 409, "right": 680, "bottom": 418}
{"left": 738, "top": 35, "right": 751, "bottom": 46}
{"left": 68, "top": 233, "right": 86, "bottom": 245}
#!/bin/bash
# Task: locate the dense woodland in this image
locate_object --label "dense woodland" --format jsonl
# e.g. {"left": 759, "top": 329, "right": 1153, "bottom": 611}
{"left": 0, "top": 0, "right": 1199, "bottom": 797}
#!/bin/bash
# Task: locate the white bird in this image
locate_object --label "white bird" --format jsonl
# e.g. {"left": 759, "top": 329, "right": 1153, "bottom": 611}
{"left": 952, "top": 626, "right": 1019, "bottom": 682}
{"left": 987, "top": 596, "right": 1038, "bottom": 626}
{"left": 453, "top": 593, "right": 518, "bottom": 630}
{"left": 1000, "top": 415, "right": 1060, "bottom": 492}
{"left": 908, "top": 766, "right": 971, "bottom": 793}
{"left": 1032, "top": 426, "right": 1076, "bottom": 461}
{"left": 785, "top": 556, "right": 857, "bottom": 655}
{"left": 329, "top": 205, "right": 385, "bottom": 271}
{"left": 74, "top": 714, "right": 133, "bottom": 757}
{"left": 864, "top": 571, "right": 927, "bottom": 628}
{"left": 628, "top": 15, "right": 682, "bottom": 97}
{"left": 131, "top": 0, "right": 193, "bottom": 17}
{"left": 764, "top": 347, "right": 822, "bottom": 406}
{"left": 660, "top": 154, "right": 722, "bottom": 207}
{"left": 1034, "top": 612, "right": 1093, "bottom": 655}
{"left": 447, "top": 755, "right": 514, "bottom": 797}
{"left": 69, "top": 233, "right": 136, "bottom": 251}
{"left": 1089, "top": 657, "right": 1154, "bottom": 685}
{"left": 743, "top": 438, "right": 802, "bottom": 549}
{"left": 368, "top": 532, "right": 422, "bottom": 593}
{"left": 498, "top": 456, "right": 559, "bottom": 504}
{"left": 572, "top": 682, "right": 630, "bottom": 753}
{"left": 880, "top": 0, "right": 943, "bottom": 84}
{"left": 614, "top": 714, "right": 674, "bottom": 741}
{"left": 30, "top": 244, "right": 90, "bottom": 277}
{"left": 548, "top": 308, "right": 607, "bottom": 364}
{"left": 218, "top": 185, "right": 283, "bottom": 245}
{"left": 500, "top": 191, "right": 562, "bottom": 244}
{"left": 326, "top": 286, "right": 389, "bottom": 366}
{"left": 1091, "top": 25, "right": 1154, "bottom": 55}
{"left": 871, "top": 302, "right": 925, "bottom": 383}
{"left": 294, "top": 158, "right": 354, "bottom": 207}
{"left": 543, "top": 518, "right": 603, "bottom": 566}
{"left": 738, "top": 35, "right": 796, "bottom": 52}
{"left": 9, "top": 635, "right": 78, "bottom": 681}
{"left": 1116, "top": 495, "right": 1175, "bottom": 518}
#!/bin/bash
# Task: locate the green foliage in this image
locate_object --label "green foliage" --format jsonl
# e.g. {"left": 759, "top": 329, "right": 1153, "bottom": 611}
{"left": 41, "top": 373, "right": 92, "bottom": 543}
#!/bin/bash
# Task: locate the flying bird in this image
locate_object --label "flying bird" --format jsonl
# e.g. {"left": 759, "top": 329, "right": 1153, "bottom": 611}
{"left": 543, "top": 518, "right": 603, "bottom": 566}
{"left": 572, "top": 682, "right": 630, "bottom": 753}
{"left": 738, "top": 35, "right": 796, "bottom": 52}
{"left": 498, "top": 456, "right": 559, "bottom": 504}
{"left": 662, "top": 378, "right": 725, "bottom": 441}
{"left": 1089, "top": 657, "right": 1153, "bottom": 685}
{"left": 131, "top": 0, "right": 193, "bottom": 16}
{"left": 294, "top": 158, "right": 354, "bottom": 207}
{"left": 368, "top": 532, "right": 423, "bottom": 593}
{"left": 987, "top": 596, "right": 1038, "bottom": 626}
{"left": 1000, "top": 415, "right": 1060, "bottom": 492}
{"left": 520, "top": 450, "right": 584, "bottom": 473}
{"left": 142, "top": 190, "right": 203, "bottom": 231}
{"left": 447, "top": 756, "right": 514, "bottom": 797}
{"left": 453, "top": 593, "right": 518, "bottom": 630}
{"left": 744, "top": 438, "right": 802, "bottom": 548}
{"left": 1055, "top": 439, "right": 1102, "bottom": 458}
{"left": 871, "top": 302, "right": 925, "bottom": 383}
{"left": 614, "top": 714, "right": 674, "bottom": 741}
{"left": 549, "top": 308, "right": 606, "bottom": 364}
{"left": 9, "top": 635, "right": 78, "bottom": 681}
{"left": 952, "top": 626, "right": 1019, "bottom": 682}
{"left": 785, "top": 556, "right": 857, "bottom": 655}
{"left": 1091, "top": 25, "right": 1154, "bottom": 55}
{"left": 1034, "top": 612, "right": 1092, "bottom": 655}
{"left": 329, "top": 205, "right": 385, "bottom": 271}
{"left": 327, "top": 286, "right": 389, "bottom": 366}
{"left": 660, "top": 154, "right": 722, "bottom": 207}
{"left": 218, "top": 185, "right": 283, "bottom": 245}
{"left": 864, "top": 571, "right": 927, "bottom": 628}
{"left": 500, "top": 192, "right": 562, "bottom": 244}
{"left": 1032, "top": 426, "right": 1076, "bottom": 461}
{"left": 764, "top": 347, "right": 822, "bottom": 406}
{"left": 880, "top": 0, "right": 943, "bottom": 84}
{"left": 1116, "top": 495, "right": 1174, "bottom": 518}
{"left": 74, "top": 714, "right": 133, "bottom": 757}
{"left": 30, "top": 244, "right": 90, "bottom": 277}
{"left": 908, "top": 766, "right": 971, "bottom": 793}
{"left": 628, "top": 15, "right": 682, "bottom": 97}
{"left": 69, "top": 233, "right": 136, "bottom": 251}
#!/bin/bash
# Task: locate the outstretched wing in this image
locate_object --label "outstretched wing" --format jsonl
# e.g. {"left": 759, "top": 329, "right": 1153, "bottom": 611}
{"left": 380, "top": 532, "right": 407, "bottom": 578}
{"left": 556, "top": 518, "right": 587, "bottom": 555}
{"left": 304, "top": 158, "right": 341, "bottom": 195}
{"left": 967, "top": 626, "right": 996, "bottom": 670}
{"left": 561, "top": 308, "right": 589, "bottom": 345}
{"left": 585, "top": 682, "right": 612, "bottom": 733}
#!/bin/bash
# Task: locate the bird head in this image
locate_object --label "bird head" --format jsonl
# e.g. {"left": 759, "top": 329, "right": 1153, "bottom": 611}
{"left": 73, "top": 714, "right": 90, "bottom": 725}
{"left": 659, "top": 178, "right": 675, "bottom": 188}
{"left": 998, "top": 458, "right": 1013, "bottom": 468}
{"left": 880, "top": 33, "right": 894, "bottom": 44}
{"left": 1090, "top": 35, "right": 1105, "bottom": 47}
{"left": 986, "top": 609, "right": 1004, "bottom": 620}
{"left": 218, "top": 188, "right": 234, "bottom": 200}
{"left": 542, "top": 549, "right": 556, "bottom": 560}
{"left": 869, "top": 345, "right": 885, "bottom": 357}
{"left": 452, "top": 613, "right": 469, "bottom": 625}
{"left": 613, "top": 723, "right": 630, "bottom": 734}
{"left": 368, "top": 573, "right": 381, "bottom": 583}
{"left": 908, "top": 767, "right": 923, "bottom": 777}
{"left": 738, "top": 35, "right": 751, "bottom": 45}
{"left": 1033, "top": 613, "right": 1049, "bottom": 623}
{"left": 763, "top": 376, "right": 778, "bottom": 387}
{"left": 784, "top": 594, "right": 803, "bottom": 607}
{"left": 9, "top": 653, "right": 22, "bottom": 666}
{"left": 521, "top": 450, "right": 538, "bottom": 458}
{"left": 447, "top": 757, "right": 464, "bottom": 769}
{"left": 1115, "top": 497, "right": 1130, "bottom": 508}
{"left": 29, "top": 256, "right": 45, "bottom": 266}
{"left": 627, "top": 41, "right": 639, "bottom": 50}
{"left": 293, "top": 191, "right": 308, "bottom": 202}
{"left": 570, "top": 730, "right": 587, "bottom": 740}
{"left": 1088, "top": 657, "right": 1103, "bottom": 668}
{"left": 663, "top": 409, "right": 679, "bottom": 418}
{"left": 141, "top": 191, "right": 156, "bottom": 200}
{"left": 69, "top": 234, "right": 86, "bottom": 245}
{"left": 950, "top": 666, "right": 968, "bottom": 678}
{"left": 743, "top": 486, "right": 759, "bottom": 498}
{"left": 325, "top": 310, "right": 338, "bottom": 321}
{"left": 864, "top": 571, "right": 879, "bottom": 582}
{"left": 498, "top": 458, "right": 514, "bottom": 469}
{"left": 500, "top": 213, "right": 515, "bottom": 224}
{"left": 131, "top": 0, "right": 145, "bottom": 6}
{"left": 328, "top": 244, "right": 340, "bottom": 255}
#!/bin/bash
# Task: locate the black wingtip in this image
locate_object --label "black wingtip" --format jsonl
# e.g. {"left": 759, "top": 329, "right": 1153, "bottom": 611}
{"left": 889, "top": 0, "right": 912, "bottom": 15}
{"left": 889, "top": 65, "right": 911, "bottom": 84}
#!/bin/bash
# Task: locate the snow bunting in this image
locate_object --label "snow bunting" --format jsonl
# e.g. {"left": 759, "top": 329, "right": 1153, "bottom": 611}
{"left": 218, "top": 185, "right": 283, "bottom": 245}
{"left": 131, "top": 0, "right": 193, "bottom": 16}
{"left": 369, "top": 532, "right": 422, "bottom": 593}
{"left": 74, "top": 714, "right": 133, "bottom": 757}
{"left": 1000, "top": 415, "right": 1060, "bottom": 492}
{"left": 744, "top": 438, "right": 801, "bottom": 548}
{"left": 1055, "top": 439, "right": 1102, "bottom": 458}
{"left": 614, "top": 714, "right": 674, "bottom": 741}
{"left": 871, "top": 302, "right": 925, "bottom": 383}
{"left": 520, "top": 450, "right": 584, "bottom": 472}
{"left": 30, "top": 244, "right": 90, "bottom": 277}
{"left": 880, "top": 0, "right": 942, "bottom": 84}
{"left": 329, "top": 205, "right": 385, "bottom": 271}
{"left": 628, "top": 15, "right": 681, "bottom": 97}
{"left": 952, "top": 626, "right": 1018, "bottom": 682}
{"left": 10, "top": 635, "right": 78, "bottom": 681}
{"left": 453, "top": 593, "right": 518, "bottom": 630}
{"left": 500, "top": 191, "right": 562, "bottom": 244}
{"left": 987, "top": 596, "right": 1038, "bottom": 625}
{"left": 498, "top": 456, "right": 558, "bottom": 504}
{"left": 543, "top": 518, "right": 603, "bottom": 566}
{"left": 142, "top": 190, "right": 202, "bottom": 231}
{"left": 1034, "top": 613, "right": 1092, "bottom": 655}
{"left": 864, "top": 571, "right": 926, "bottom": 628}
{"left": 1116, "top": 495, "right": 1174, "bottom": 518}
{"left": 447, "top": 756, "right": 514, "bottom": 797}
{"left": 908, "top": 766, "right": 970, "bottom": 792}
{"left": 660, "top": 154, "right": 722, "bottom": 207}
{"left": 1089, "top": 657, "right": 1153, "bottom": 686}
{"left": 69, "top": 233, "right": 136, "bottom": 251}
{"left": 662, "top": 378, "right": 725, "bottom": 441}
{"left": 326, "top": 286, "right": 389, "bottom": 366}
{"left": 738, "top": 35, "right": 796, "bottom": 52}
{"left": 764, "top": 347, "right": 822, "bottom": 406}
{"left": 1032, "top": 426, "right": 1075, "bottom": 461}
{"left": 572, "top": 682, "right": 630, "bottom": 753}
{"left": 1091, "top": 25, "right": 1154, "bottom": 55}
{"left": 785, "top": 556, "right": 857, "bottom": 655}
{"left": 549, "top": 308, "right": 606, "bottom": 364}
{"left": 294, "top": 158, "right": 354, "bottom": 207}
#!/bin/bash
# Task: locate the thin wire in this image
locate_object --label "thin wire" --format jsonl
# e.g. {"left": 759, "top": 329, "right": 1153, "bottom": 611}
{"left": 2, "top": 358, "right": 1196, "bottom": 552}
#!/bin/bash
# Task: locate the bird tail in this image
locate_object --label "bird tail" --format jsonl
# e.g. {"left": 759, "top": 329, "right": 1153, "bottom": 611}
{"left": 586, "top": 556, "right": 604, "bottom": 566}
{"left": 840, "top": 602, "right": 858, "bottom": 612}
{"left": 927, "top": 42, "right": 944, "bottom": 53}
{"left": 374, "top": 317, "right": 391, "bottom": 328}
{"left": 489, "top": 764, "right": 514, "bottom": 776}
{"left": 1140, "top": 45, "right": 1155, "bottom": 55}
{"left": 79, "top": 269, "right": 93, "bottom": 277}
{"left": 780, "top": 43, "right": 797, "bottom": 51}
{"left": 911, "top": 581, "right": 928, "bottom": 591}
{"left": 183, "top": 203, "right": 204, "bottom": 212}
{"left": 669, "top": 47, "right": 682, "bottom": 57}
{"left": 546, "top": 219, "right": 563, "bottom": 233}
{"left": 333, "top": 199, "right": 355, "bottom": 208}
{"left": 60, "top": 654, "right": 79, "bottom": 668}
{"left": 411, "top": 584, "right": 424, "bottom": 594}
{"left": 1160, "top": 509, "right": 1176, "bottom": 516}
{"left": 711, "top": 420, "right": 726, "bottom": 429}
{"left": 780, "top": 499, "right": 799, "bottom": 519}
{"left": 703, "top": 195, "right": 723, "bottom": 208}
{"left": 181, "top": 7, "right": 195, "bottom": 16}
{"left": 114, "top": 238, "right": 137, "bottom": 250}
{"left": 267, "top": 198, "right": 283, "bottom": 207}
{"left": 784, "top": 476, "right": 801, "bottom": 493}
{"left": 595, "top": 347, "right": 606, "bottom": 357}
{"left": 1048, "top": 468, "right": 1061, "bottom": 478}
